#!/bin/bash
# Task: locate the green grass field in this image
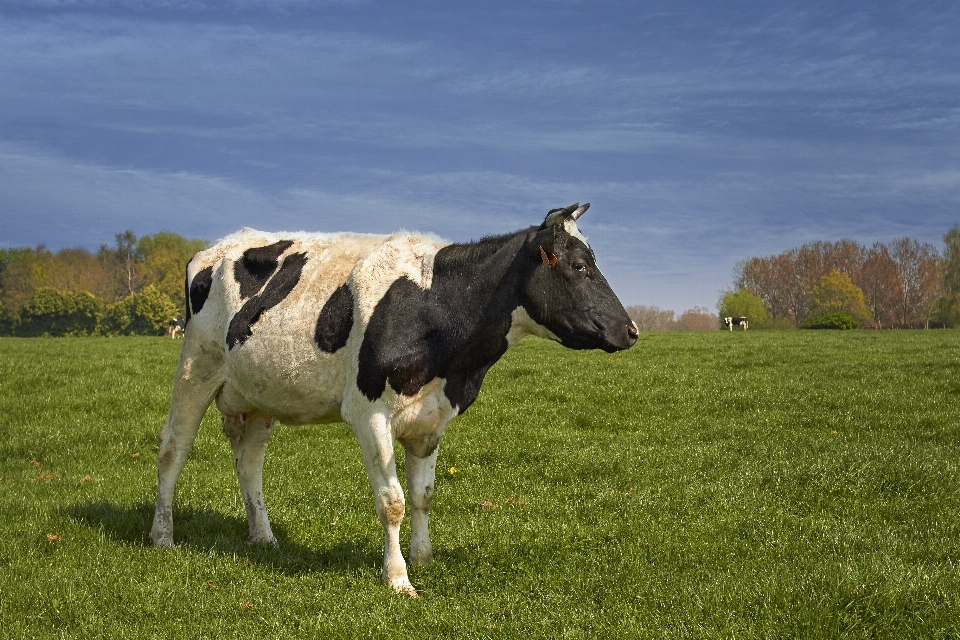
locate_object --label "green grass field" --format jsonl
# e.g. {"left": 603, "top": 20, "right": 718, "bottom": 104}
{"left": 0, "top": 331, "right": 958, "bottom": 638}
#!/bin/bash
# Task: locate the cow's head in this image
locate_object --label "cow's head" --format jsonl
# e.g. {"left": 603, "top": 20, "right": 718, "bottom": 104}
{"left": 520, "top": 203, "right": 638, "bottom": 352}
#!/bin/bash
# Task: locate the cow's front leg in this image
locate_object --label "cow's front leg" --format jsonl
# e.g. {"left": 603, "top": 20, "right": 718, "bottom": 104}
{"left": 222, "top": 411, "right": 277, "bottom": 545}
{"left": 355, "top": 412, "right": 416, "bottom": 597}
{"left": 404, "top": 444, "right": 439, "bottom": 566}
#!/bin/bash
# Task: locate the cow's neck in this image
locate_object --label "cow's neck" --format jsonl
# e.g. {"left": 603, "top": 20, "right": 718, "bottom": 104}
{"left": 425, "top": 230, "right": 531, "bottom": 410}
{"left": 430, "top": 231, "right": 528, "bottom": 342}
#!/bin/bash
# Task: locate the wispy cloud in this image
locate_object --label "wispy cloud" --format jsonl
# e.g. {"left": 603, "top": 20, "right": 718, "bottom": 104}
{"left": 1, "top": 0, "right": 369, "bottom": 13}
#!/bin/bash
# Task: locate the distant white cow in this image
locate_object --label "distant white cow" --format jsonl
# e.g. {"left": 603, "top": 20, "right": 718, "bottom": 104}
{"left": 725, "top": 316, "right": 748, "bottom": 331}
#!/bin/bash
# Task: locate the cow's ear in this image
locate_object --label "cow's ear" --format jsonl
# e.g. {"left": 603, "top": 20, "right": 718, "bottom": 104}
{"left": 542, "top": 203, "right": 580, "bottom": 229}
{"left": 529, "top": 226, "right": 565, "bottom": 267}
{"left": 529, "top": 226, "right": 556, "bottom": 259}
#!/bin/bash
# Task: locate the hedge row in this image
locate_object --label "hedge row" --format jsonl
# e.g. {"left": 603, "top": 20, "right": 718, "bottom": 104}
{"left": 11, "top": 286, "right": 179, "bottom": 337}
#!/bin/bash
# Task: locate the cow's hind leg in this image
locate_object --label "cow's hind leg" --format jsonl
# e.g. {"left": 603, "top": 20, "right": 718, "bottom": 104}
{"left": 150, "top": 346, "right": 223, "bottom": 548}
{"left": 222, "top": 410, "right": 277, "bottom": 545}
{"left": 404, "top": 445, "right": 439, "bottom": 566}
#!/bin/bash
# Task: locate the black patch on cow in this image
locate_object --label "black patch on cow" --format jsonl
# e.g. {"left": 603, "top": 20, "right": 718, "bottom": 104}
{"left": 226, "top": 251, "right": 307, "bottom": 350}
{"left": 315, "top": 283, "right": 354, "bottom": 353}
{"left": 187, "top": 265, "right": 214, "bottom": 324}
{"left": 234, "top": 240, "right": 294, "bottom": 300}
{"left": 357, "top": 231, "right": 532, "bottom": 412}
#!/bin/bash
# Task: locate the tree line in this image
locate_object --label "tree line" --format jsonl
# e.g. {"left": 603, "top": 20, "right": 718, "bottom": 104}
{"left": 4, "top": 225, "right": 958, "bottom": 337}
{"left": 0, "top": 231, "right": 207, "bottom": 336}
{"left": 719, "top": 226, "right": 960, "bottom": 329}
{"left": 625, "top": 305, "right": 721, "bottom": 332}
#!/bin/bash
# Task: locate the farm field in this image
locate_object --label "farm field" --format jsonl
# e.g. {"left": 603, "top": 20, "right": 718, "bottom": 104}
{"left": 0, "top": 331, "right": 958, "bottom": 638}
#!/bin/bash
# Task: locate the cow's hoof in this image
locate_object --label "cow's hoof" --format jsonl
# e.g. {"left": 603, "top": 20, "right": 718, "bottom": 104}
{"left": 151, "top": 535, "right": 174, "bottom": 549}
{"left": 389, "top": 579, "right": 419, "bottom": 599}
{"left": 246, "top": 536, "right": 278, "bottom": 548}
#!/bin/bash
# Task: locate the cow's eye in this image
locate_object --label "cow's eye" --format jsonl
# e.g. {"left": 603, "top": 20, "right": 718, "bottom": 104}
{"left": 572, "top": 262, "right": 588, "bottom": 273}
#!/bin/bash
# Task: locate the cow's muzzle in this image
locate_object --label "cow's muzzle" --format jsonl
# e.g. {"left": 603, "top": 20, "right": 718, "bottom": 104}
{"left": 599, "top": 320, "right": 638, "bottom": 352}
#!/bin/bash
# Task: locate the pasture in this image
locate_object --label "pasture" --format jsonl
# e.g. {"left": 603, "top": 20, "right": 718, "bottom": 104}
{"left": 0, "top": 331, "right": 958, "bottom": 638}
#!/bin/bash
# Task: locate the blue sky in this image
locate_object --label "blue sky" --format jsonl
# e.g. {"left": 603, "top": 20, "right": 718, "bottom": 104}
{"left": 1, "top": 1, "right": 958, "bottom": 312}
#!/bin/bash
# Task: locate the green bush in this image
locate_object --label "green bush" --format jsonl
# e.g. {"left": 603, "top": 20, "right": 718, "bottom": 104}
{"left": 102, "top": 285, "right": 179, "bottom": 336}
{"left": 0, "top": 299, "right": 10, "bottom": 336}
{"left": 807, "top": 270, "right": 872, "bottom": 326}
{"left": 18, "top": 287, "right": 103, "bottom": 336}
{"left": 800, "top": 312, "right": 860, "bottom": 330}
{"left": 929, "top": 293, "right": 960, "bottom": 328}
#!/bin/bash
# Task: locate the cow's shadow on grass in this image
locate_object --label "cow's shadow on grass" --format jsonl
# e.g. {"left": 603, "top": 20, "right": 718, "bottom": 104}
{"left": 65, "top": 500, "right": 380, "bottom": 576}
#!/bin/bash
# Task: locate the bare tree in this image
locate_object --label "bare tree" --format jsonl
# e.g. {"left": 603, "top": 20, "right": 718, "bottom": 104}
{"left": 736, "top": 255, "right": 794, "bottom": 322}
{"left": 626, "top": 305, "right": 675, "bottom": 332}
{"left": 889, "top": 237, "right": 942, "bottom": 327}
{"left": 856, "top": 243, "right": 898, "bottom": 328}
{"left": 829, "top": 239, "right": 867, "bottom": 282}
{"left": 674, "top": 306, "right": 718, "bottom": 331}
{"left": 114, "top": 230, "right": 142, "bottom": 297}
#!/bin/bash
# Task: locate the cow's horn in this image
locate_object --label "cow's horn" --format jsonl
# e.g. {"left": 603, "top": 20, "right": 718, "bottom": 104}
{"left": 544, "top": 203, "right": 580, "bottom": 227}
{"left": 571, "top": 203, "right": 590, "bottom": 220}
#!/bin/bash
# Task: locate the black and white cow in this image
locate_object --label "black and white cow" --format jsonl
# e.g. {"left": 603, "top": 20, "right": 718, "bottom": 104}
{"left": 166, "top": 317, "right": 185, "bottom": 339}
{"left": 150, "top": 203, "right": 638, "bottom": 597}
{"left": 725, "top": 316, "right": 749, "bottom": 331}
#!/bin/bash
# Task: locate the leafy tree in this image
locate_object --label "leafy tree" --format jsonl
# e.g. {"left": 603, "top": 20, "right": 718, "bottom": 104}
{"left": 137, "top": 232, "right": 208, "bottom": 312}
{"left": 41, "top": 247, "right": 115, "bottom": 303}
{"left": 0, "top": 247, "right": 34, "bottom": 280}
{"left": 929, "top": 225, "right": 960, "bottom": 328}
{"left": 944, "top": 224, "right": 960, "bottom": 296}
{"left": 808, "top": 270, "right": 872, "bottom": 326}
{"left": 18, "top": 287, "right": 103, "bottom": 337}
{"left": 718, "top": 289, "right": 768, "bottom": 328}
{"left": 0, "top": 247, "right": 45, "bottom": 334}
{"left": 102, "top": 286, "right": 179, "bottom": 336}
{"left": 929, "top": 293, "right": 960, "bottom": 328}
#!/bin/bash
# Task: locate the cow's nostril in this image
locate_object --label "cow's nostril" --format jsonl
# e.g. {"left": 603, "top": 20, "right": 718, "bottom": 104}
{"left": 627, "top": 321, "right": 639, "bottom": 339}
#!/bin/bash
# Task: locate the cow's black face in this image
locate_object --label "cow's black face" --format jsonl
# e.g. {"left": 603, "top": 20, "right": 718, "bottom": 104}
{"left": 521, "top": 226, "right": 638, "bottom": 352}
